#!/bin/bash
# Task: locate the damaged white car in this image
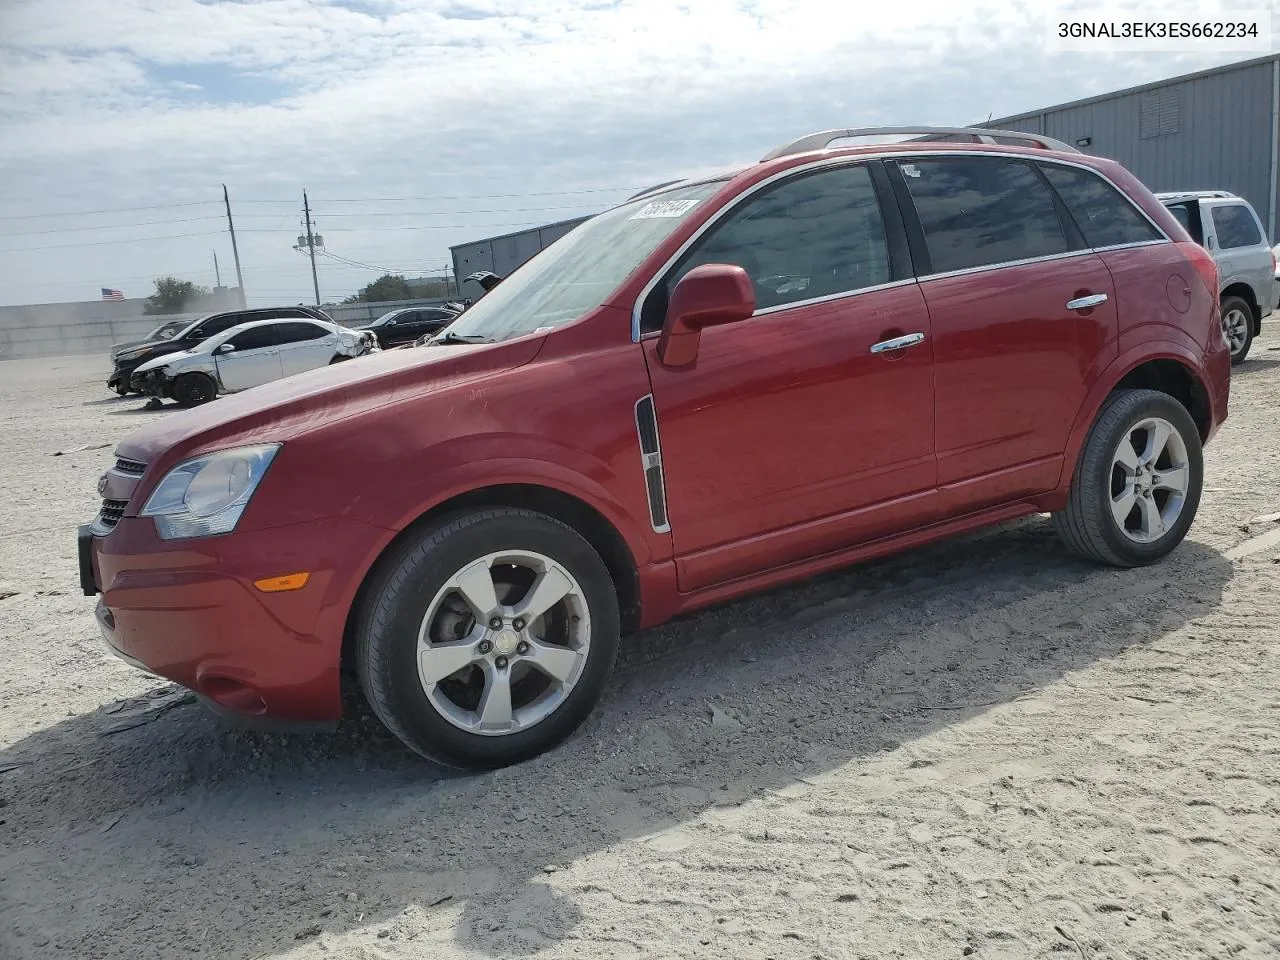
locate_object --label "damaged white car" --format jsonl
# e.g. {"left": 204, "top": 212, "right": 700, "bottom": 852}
{"left": 130, "top": 317, "right": 379, "bottom": 407}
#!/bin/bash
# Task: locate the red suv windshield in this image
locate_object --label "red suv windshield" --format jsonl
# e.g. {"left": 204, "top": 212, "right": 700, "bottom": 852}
{"left": 444, "top": 180, "right": 723, "bottom": 342}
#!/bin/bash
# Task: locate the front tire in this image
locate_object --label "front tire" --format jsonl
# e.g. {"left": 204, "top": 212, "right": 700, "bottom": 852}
{"left": 355, "top": 508, "right": 620, "bottom": 769}
{"left": 1220, "top": 295, "right": 1254, "bottom": 365}
{"left": 173, "top": 372, "right": 216, "bottom": 407}
{"left": 1053, "top": 388, "right": 1203, "bottom": 567}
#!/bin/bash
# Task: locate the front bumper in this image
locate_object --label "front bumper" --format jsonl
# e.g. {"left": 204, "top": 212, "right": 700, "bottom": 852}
{"left": 132, "top": 368, "right": 172, "bottom": 398}
{"left": 83, "top": 513, "right": 392, "bottom": 724}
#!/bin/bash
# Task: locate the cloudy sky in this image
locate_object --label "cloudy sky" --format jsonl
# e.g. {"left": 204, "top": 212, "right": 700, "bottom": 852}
{"left": 0, "top": 0, "right": 1272, "bottom": 307}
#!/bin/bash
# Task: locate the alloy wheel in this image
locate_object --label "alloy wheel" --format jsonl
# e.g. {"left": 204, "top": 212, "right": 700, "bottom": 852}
{"left": 416, "top": 550, "right": 591, "bottom": 736}
{"left": 1223, "top": 307, "right": 1250, "bottom": 355}
{"left": 1109, "top": 417, "right": 1190, "bottom": 543}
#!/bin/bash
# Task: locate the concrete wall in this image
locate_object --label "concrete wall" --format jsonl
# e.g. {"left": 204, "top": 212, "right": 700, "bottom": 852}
{"left": 0, "top": 288, "right": 243, "bottom": 361}
{"left": 0, "top": 294, "right": 461, "bottom": 361}
{"left": 450, "top": 215, "right": 592, "bottom": 283}
{"left": 988, "top": 55, "right": 1280, "bottom": 242}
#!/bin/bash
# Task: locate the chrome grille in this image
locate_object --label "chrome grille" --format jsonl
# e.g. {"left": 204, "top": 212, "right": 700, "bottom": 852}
{"left": 114, "top": 457, "right": 146, "bottom": 476}
{"left": 96, "top": 498, "right": 128, "bottom": 531}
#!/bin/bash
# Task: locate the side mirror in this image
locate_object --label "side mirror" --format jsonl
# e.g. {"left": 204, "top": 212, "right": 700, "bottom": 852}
{"left": 656, "top": 263, "right": 756, "bottom": 367}
{"left": 217, "top": 343, "right": 236, "bottom": 353}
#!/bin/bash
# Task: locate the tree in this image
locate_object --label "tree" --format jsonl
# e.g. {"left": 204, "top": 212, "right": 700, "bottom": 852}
{"left": 144, "top": 276, "right": 209, "bottom": 315}
{"left": 347, "top": 274, "right": 413, "bottom": 304}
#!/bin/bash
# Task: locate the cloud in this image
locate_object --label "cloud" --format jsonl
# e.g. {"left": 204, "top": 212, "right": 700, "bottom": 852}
{"left": 0, "top": 0, "right": 1264, "bottom": 306}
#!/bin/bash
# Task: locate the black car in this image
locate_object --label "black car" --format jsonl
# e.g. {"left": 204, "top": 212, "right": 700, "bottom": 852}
{"left": 355, "top": 306, "right": 458, "bottom": 349}
{"left": 107, "top": 306, "right": 334, "bottom": 394}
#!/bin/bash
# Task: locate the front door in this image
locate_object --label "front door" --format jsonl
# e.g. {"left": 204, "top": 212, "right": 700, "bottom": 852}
{"left": 889, "top": 154, "right": 1119, "bottom": 512}
{"left": 214, "top": 325, "right": 282, "bottom": 391}
{"left": 639, "top": 161, "right": 937, "bottom": 591}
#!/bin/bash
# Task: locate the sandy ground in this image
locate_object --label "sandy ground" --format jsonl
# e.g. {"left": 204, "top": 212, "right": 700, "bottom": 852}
{"left": 1, "top": 338, "right": 1279, "bottom": 960}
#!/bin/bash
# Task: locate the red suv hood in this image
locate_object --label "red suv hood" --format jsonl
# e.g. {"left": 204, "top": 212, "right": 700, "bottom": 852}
{"left": 116, "top": 336, "right": 544, "bottom": 466}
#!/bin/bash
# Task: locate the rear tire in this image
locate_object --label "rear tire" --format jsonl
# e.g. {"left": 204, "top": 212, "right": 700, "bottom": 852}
{"left": 1053, "top": 388, "right": 1203, "bottom": 567}
{"left": 355, "top": 508, "right": 620, "bottom": 769}
{"left": 173, "top": 372, "right": 216, "bottom": 407}
{"left": 1220, "top": 295, "right": 1254, "bottom": 365}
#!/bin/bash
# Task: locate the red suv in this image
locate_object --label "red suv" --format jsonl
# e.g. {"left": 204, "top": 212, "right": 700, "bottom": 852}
{"left": 80, "top": 127, "right": 1230, "bottom": 769}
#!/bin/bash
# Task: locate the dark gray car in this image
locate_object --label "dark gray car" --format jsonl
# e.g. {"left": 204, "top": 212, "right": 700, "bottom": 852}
{"left": 1157, "top": 190, "right": 1275, "bottom": 364}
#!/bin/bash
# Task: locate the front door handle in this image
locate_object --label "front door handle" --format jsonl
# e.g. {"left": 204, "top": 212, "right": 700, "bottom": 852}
{"left": 1066, "top": 293, "right": 1108, "bottom": 311}
{"left": 870, "top": 332, "right": 926, "bottom": 354}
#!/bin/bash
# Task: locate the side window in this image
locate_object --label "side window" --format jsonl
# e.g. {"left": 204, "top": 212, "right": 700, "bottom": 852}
{"left": 1211, "top": 204, "right": 1262, "bottom": 249}
{"left": 274, "top": 322, "right": 329, "bottom": 344}
{"left": 1163, "top": 201, "right": 1202, "bottom": 243}
{"left": 1039, "top": 164, "right": 1161, "bottom": 248}
{"left": 897, "top": 156, "right": 1068, "bottom": 274}
{"left": 226, "top": 326, "right": 277, "bottom": 351}
{"left": 642, "top": 164, "right": 889, "bottom": 332}
{"left": 199, "top": 315, "right": 240, "bottom": 337}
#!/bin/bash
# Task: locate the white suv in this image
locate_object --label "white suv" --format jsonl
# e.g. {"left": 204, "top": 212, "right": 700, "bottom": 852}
{"left": 1157, "top": 190, "right": 1275, "bottom": 364}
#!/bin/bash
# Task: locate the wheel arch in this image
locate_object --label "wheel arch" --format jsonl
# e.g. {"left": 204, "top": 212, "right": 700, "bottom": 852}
{"left": 1220, "top": 281, "right": 1261, "bottom": 333}
{"left": 340, "top": 481, "right": 643, "bottom": 675}
{"left": 1058, "top": 347, "right": 1213, "bottom": 499}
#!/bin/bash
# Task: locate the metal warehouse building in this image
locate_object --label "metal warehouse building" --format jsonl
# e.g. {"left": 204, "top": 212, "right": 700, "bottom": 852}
{"left": 986, "top": 53, "right": 1280, "bottom": 241}
{"left": 451, "top": 54, "right": 1280, "bottom": 281}
{"left": 449, "top": 215, "right": 591, "bottom": 286}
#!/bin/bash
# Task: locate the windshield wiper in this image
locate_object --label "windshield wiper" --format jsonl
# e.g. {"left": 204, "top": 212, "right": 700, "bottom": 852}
{"left": 429, "top": 330, "right": 494, "bottom": 346}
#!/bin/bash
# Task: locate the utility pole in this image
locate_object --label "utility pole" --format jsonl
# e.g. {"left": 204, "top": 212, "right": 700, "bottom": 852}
{"left": 303, "top": 190, "right": 321, "bottom": 306}
{"left": 212, "top": 249, "right": 222, "bottom": 287}
{"left": 222, "top": 184, "right": 246, "bottom": 308}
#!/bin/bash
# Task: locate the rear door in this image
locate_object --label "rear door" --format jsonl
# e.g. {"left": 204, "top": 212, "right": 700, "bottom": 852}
{"left": 274, "top": 321, "right": 338, "bottom": 376}
{"left": 889, "top": 154, "right": 1119, "bottom": 513}
{"left": 214, "top": 325, "right": 282, "bottom": 391}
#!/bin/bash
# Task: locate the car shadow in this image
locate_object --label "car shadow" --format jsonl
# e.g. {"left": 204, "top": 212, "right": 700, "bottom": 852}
{"left": 81, "top": 395, "right": 135, "bottom": 406}
{"left": 1233, "top": 354, "right": 1280, "bottom": 378}
{"left": 0, "top": 517, "right": 1233, "bottom": 959}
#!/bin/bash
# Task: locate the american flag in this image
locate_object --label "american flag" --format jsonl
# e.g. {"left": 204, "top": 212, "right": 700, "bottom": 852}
{"left": 101, "top": 287, "right": 124, "bottom": 301}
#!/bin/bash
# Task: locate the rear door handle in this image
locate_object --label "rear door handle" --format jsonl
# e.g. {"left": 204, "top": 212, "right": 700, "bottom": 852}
{"left": 870, "top": 332, "right": 926, "bottom": 354}
{"left": 1066, "top": 293, "right": 1108, "bottom": 311}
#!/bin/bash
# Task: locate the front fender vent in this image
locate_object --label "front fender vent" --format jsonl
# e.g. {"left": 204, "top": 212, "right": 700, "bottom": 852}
{"left": 634, "top": 395, "right": 670, "bottom": 533}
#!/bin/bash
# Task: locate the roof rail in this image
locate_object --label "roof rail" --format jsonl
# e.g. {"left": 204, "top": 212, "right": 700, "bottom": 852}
{"left": 627, "top": 179, "right": 687, "bottom": 201}
{"left": 1153, "top": 189, "right": 1238, "bottom": 200}
{"left": 759, "top": 126, "right": 1081, "bottom": 162}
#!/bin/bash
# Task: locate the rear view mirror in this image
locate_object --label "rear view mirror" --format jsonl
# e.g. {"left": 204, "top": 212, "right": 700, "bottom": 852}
{"left": 656, "top": 263, "right": 756, "bottom": 368}
{"left": 217, "top": 343, "right": 235, "bottom": 353}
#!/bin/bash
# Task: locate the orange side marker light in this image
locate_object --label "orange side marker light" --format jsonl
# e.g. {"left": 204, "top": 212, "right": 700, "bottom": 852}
{"left": 253, "top": 572, "right": 311, "bottom": 593}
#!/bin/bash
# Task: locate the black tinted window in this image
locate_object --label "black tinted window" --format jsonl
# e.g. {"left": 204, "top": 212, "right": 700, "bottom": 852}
{"left": 274, "top": 321, "right": 328, "bottom": 344}
{"left": 651, "top": 164, "right": 889, "bottom": 329}
{"left": 196, "top": 315, "right": 241, "bottom": 337}
{"left": 898, "top": 157, "right": 1068, "bottom": 273}
{"left": 1040, "top": 164, "right": 1160, "bottom": 247}
{"left": 226, "top": 326, "right": 277, "bottom": 350}
{"left": 1211, "top": 204, "right": 1262, "bottom": 248}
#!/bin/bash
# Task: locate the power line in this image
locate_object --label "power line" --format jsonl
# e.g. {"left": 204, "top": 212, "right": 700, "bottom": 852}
{"left": 239, "top": 220, "right": 554, "bottom": 233}
{"left": 5, "top": 215, "right": 225, "bottom": 237}
{"left": 235, "top": 186, "right": 638, "bottom": 204}
{"left": 0, "top": 185, "right": 641, "bottom": 221}
{"left": 306, "top": 204, "right": 601, "bottom": 218}
{"left": 0, "top": 230, "right": 223, "bottom": 252}
{"left": 0, "top": 201, "right": 219, "bottom": 221}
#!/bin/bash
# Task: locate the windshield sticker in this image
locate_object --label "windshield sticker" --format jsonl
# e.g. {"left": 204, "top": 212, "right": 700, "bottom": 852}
{"left": 630, "top": 198, "right": 700, "bottom": 220}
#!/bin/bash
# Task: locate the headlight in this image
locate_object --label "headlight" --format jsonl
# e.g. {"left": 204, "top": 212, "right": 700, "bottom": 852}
{"left": 140, "top": 444, "right": 280, "bottom": 540}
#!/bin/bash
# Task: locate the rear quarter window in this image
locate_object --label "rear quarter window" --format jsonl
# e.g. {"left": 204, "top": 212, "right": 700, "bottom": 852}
{"left": 1211, "top": 204, "right": 1263, "bottom": 249}
{"left": 1039, "top": 164, "right": 1161, "bottom": 248}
